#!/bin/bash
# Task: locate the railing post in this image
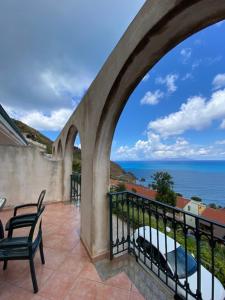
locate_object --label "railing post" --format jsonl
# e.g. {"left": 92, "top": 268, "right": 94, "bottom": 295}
{"left": 195, "top": 218, "right": 202, "bottom": 300}
{"left": 127, "top": 192, "right": 131, "bottom": 253}
{"left": 109, "top": 193, "right": 113, "bottom": 260}
{"left": 70, "top": 174, "right": 73, "bottom": 202}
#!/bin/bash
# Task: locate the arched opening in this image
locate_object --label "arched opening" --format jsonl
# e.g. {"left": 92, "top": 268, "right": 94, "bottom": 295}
{"left": 57, "top": 139, "right": 63, "bottom": 159}
{"left": 63, "top": 125, "right": 82, "bottom": 203}
{"left": 105, "top": 19, "right": 225, "bottom": 298}
{"left": 91, "top": 0, "right": 225, "bottom": 279}
{"left": 52, "top": 146, "right": 56, "bottom": 156}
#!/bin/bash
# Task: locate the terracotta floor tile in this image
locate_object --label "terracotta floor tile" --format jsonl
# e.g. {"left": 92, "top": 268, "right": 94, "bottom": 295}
{"left": 78, "top": 262, "right": 103, "bottom": 282}
{"left": 71, "top": 242, "right": 89, "bottom": 257}
{"left": 0, "top": 282, "right": 46, "bottom": 300}
{"left": 59, "top": 254, "right": 90, "bottom": 275}
{"left": 39, "top": 271, "right": 79, "bottom": 300}
{"left": 129, "top": 291, "right": 145, "bottom": 300}
{"left": 0, "top": 203, "right": 149, "bottom": 300}
{"left": 35, "top": 247, "right": 69, "bottom": 270}
{"left": 65, "top": 277, "right": 100, "bottom": 300}
{"left": 43, "top": 233, "right": 65, "bottom": 250}
{"left": 0, "top": 261, "right": 29, "bottom": 285}
{"left": 96, "top": 284, "right": 130, "bottom": 300}
{"left": 104, "top": 272, "right": 132, "bottom": 291}
{"left": 15, "top": 264, "right": 54, "bottom": 292}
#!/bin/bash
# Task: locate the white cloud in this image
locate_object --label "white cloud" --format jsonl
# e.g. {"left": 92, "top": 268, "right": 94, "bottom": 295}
{"left": 206, "top": 56, "right": 222, "bottom": 66}
{"left": 0, "top": 0, "right": 145, "bottom": 117}
{"left": 212, "top": 73, "right": 225, "bottom": 90}
{"left": 22, "top": 109, "right": 73, "bottom": 131}
{"left": 192, "top": 56, "right": 222, "bottom": 70}
{"left": 192, "top": 59, "right": 202, "bottom": 70}
{"left": 142, "top": 73, "right": 149, "bottom": 82}
{"left": 7, "top": 106, "right": 73, "bottom": 131}
{"left": 148, "top": 88, "right": 225, "bottom": 137}
{"left": 75, "top": 143, "right": 81, "bottom": 149}
{"left": 41, "top": 70, "right": 92, "bottom": 99}
{"left": 216, "top": 139, "right": 225, "bottom": 145}
{"left": 115, "top": 134, "right": 213, "bottom": 160}
{"left": 156, "top": 73, "right": 179, "bottom": 93}
{"left": 220, "top": 119, "right": 225, "bottom": 129}
{"left": 180, "top": 48, "right": 192, "bottom": 63}
{"left": 182, "top": 73, "right": 192, "bottom": 81}
{"left": 140, "top": 90, "right": 164, "bottom": 105}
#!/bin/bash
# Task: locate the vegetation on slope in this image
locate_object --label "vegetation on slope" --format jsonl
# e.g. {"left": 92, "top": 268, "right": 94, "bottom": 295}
{"left": 14, "top": 119, "right": 135, "bottom": 182}
{"left": 13, "top": 119, "right": 53, "bottom": 153}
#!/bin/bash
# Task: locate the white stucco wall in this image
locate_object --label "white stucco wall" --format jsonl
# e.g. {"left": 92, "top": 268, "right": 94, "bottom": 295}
{"left": 0, "top": 145, "right": 63, "bottom": 207}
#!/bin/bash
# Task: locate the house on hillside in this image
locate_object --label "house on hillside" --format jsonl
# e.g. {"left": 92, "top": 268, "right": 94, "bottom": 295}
{"left": 182, "top": 200, "right": 206, "bottom": 228}
{"left": 200, "top": 207, "right": 225, "bottom": 240}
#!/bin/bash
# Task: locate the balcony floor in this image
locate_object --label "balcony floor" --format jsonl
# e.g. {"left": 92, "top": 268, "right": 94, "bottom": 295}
{"left": 1, "top": 202, "right": 175, "bottom": 300}
{"left": 0, "top": 202, "right": 147, "bottom": 300}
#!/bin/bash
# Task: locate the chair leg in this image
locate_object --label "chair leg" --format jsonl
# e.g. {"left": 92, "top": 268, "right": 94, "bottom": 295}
{"left": 39, "top": 239, "right": 45, "bottom": 265}
{"left": 3, "top": 260, "right": 7, "bottom": 270}
{"left": 29, "top": 258, "right": 38, "bottom": 293}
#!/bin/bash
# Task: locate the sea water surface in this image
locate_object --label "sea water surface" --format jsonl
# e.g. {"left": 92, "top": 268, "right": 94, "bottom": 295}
{"left": 117, "top": 160, "right": 225, "bottom": 207}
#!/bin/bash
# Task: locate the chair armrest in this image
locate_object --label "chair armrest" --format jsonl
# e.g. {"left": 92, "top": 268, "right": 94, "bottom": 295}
{"left": 14, "top": 203, "right": 38, "bottom": 216}
{"left": 7, "top": 213, "right": 37, "bottom": 235}
{"left": 0, "top": 237, "right": 29, "bottom": 249}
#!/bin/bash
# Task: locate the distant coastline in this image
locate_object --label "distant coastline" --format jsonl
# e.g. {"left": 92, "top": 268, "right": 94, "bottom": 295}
{"left": 116, "top": 160, "right": 225, "bottom": 207}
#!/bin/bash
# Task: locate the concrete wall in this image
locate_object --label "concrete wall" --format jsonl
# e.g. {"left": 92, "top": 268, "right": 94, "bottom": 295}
{"left": 0, "top": 145, "right": 63, "bottom": 207}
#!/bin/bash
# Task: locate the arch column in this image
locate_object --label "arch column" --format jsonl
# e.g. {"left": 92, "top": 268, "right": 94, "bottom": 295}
{"left": 54, "top": 0, "right": 225, "bottom": 260}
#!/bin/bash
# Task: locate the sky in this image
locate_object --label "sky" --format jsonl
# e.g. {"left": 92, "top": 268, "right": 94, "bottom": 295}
{"left": 1, "top": 1, "right": 225, "bottom": 160}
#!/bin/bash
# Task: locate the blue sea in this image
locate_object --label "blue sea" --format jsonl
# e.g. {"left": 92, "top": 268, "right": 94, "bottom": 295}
{"left": 117, "top": 160, "right": 225, "bottom": 207}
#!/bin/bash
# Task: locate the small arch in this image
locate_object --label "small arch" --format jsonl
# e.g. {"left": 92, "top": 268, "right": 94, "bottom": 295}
{"left": 52, "top": 146, "right": 56, "bottom": 156}
{"left": 65, "top": 125, "right": 78, "bottom": 153}
{"left": 57, "top": 139, "right": 63, "bottom": 159}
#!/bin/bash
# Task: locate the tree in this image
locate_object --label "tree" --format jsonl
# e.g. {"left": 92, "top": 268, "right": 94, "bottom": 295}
{"left": 176, "top": 192, "right": 183, "bottom": 197}
{"left": 115, "top": 182, "right": 126, "bottom": 192}
{"left": 208, "top": 203, "right": 217, "bottom": 209}
{"left": 191, "top": 196, "right": 202, "bottom": 202}
{"left": 151, "top": 171, "right": 176, "bottom": 206}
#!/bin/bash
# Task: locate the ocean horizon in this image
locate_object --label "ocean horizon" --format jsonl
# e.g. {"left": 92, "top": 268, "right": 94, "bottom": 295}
{"left": 116, "top": 160, "right": 225, "bottom": 207}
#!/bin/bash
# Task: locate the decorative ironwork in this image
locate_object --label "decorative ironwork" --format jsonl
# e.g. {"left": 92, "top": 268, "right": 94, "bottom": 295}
{"left": 109, "top": 191, "right": 225, "bottom": 300}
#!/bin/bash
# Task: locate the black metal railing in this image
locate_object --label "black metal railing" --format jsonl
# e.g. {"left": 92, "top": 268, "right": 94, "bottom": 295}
{"left": 70, "top": 172, "right": 81, "bottom": 204}
{"left": 109, "top": 191, "right": 225, "bottom": 300}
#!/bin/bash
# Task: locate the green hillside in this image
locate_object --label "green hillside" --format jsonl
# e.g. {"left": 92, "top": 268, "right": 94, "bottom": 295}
{"left": 14, "top": 119, "right": 136, "bottom": 182}
{"left": 13, "top": 119, "right": 53, "bottom": 153}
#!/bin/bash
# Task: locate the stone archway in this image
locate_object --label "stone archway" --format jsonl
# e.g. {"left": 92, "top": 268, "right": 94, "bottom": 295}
{"left": 63, "top": 125, "right": 79, "bottom": 202}
{"left": 54, "top": 0, "right": 225, "bottom": 260}
{"left": 56, "top": 139, "right": 63, "bottom": 159}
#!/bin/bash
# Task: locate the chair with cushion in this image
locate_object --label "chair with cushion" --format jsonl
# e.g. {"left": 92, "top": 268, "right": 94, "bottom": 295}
{"left": 5, "top": 190, "right": 46, "bottom": 232}
{"left": 0, "top": 206, "right": 45, "bottom": 293}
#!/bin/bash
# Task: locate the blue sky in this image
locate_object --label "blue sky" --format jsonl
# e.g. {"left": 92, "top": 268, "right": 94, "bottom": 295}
{"left": 111, "top": 20, "right": 225, "bottom": 160}
{"left": 0, "top": 1, "right": 225, "bottom": 160}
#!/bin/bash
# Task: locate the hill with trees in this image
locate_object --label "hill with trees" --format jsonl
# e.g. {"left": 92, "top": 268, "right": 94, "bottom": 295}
{"left": 14, "top": 119, "right": 135, "bottom": 182}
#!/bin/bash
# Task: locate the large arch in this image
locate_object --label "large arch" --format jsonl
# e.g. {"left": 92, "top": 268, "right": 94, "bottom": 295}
{"left": 63, "top": 125, "right": 79, "bottom": 202}
{"left": 54, "top": 0, "right": 225, "bottom": 260}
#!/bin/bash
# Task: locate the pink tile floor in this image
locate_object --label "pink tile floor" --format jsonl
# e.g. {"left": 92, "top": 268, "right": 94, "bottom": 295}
{"left": 0, "top": 202, "right": 144, "bottom": 300}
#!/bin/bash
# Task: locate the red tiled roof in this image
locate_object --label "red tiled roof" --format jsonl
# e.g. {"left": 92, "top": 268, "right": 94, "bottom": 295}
{"left": 125, "top": 182, "right": 157, "bottom": 199}
{"left": 201, "top": 207, "right": 225, "bottom": 225}
{"left": 176, "top": 197, "right": 190, "bottom": 209}
{"left": 110, "top": 179, "right": 189, "bottom": 208}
